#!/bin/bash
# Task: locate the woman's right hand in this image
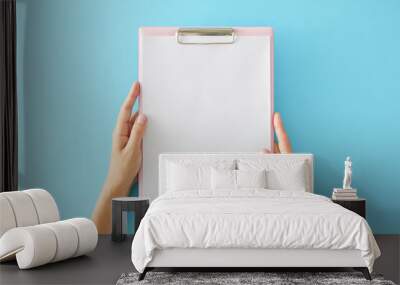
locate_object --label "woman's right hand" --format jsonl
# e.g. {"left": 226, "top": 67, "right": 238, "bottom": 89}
{"left": 92, "top": 82, "right": 147, "bottom": 234}
{"left": 105, "top": 82, "right": 147, "bottom": 196}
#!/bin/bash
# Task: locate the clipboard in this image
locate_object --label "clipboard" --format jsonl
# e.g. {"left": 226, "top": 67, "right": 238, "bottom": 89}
{"left": 138, "top": 27, "right": 274, "bottom": 199}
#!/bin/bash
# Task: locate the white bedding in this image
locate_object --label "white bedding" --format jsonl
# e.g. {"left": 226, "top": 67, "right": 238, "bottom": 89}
{"left": 131, "top": 190, "right": 380, "bottom": 273}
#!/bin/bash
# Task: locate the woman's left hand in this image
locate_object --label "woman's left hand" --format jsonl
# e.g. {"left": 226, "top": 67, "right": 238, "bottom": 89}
{"left": 262, "top": 112, "right": 292, "bottom": 154}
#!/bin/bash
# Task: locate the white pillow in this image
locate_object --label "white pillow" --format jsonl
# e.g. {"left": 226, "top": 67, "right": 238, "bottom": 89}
{"left": 237, "top": 159, "right": 308, "bottom": 191}
{"left": 236, "top": 169, "right": 267, "bottom": 189}
{"left": 167, "top": 160, "right": 235, "bottom": 191}
{"left": 211, "top": 169, "right": 267, "bottom": 190}
{"left": 211, "top": 168, "right": 236, "bottom": 189}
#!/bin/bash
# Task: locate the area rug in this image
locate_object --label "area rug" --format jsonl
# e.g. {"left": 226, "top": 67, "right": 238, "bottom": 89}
{"left": 116, "top": 272, "right": 396, "bottom": 285}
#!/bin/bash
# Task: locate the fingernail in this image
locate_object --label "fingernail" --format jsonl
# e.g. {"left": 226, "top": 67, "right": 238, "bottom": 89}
{"left": 137, "top": 114, "right": 147, "bottom": 124}
{"left": 129, "top": 82, "right": 140, "bottom": 96}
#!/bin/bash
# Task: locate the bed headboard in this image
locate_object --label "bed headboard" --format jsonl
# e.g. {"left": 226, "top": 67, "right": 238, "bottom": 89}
{"left": 159, "top": 153, "right": 314, "bottom": 196}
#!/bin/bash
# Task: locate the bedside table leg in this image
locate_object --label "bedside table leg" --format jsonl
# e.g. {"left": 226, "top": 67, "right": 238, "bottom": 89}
{"left": 134, "top": 207, "right": 142, "bottom": 235}
{"left": 112, "top": 201, "right": 124, "bottom": 242}
{"left": 134, "top": 202, "right": 149, "bottom": 235}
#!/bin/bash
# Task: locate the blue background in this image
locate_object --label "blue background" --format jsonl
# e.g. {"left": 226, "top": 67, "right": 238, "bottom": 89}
{"left": 16, "top": 0, "right": 400, "bottom": 234}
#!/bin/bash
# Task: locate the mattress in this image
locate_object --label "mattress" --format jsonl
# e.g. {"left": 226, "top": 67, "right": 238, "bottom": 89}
{"left": 131, "top": 189, "right": 380, "bottom": 273}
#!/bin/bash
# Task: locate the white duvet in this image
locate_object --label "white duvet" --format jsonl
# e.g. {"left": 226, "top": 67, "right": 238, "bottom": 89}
{"left": 131, "top": 190, "right": 380, "bottom": 272}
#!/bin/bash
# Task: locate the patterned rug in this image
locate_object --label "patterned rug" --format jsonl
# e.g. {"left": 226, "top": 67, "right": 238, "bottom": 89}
{"left": 117, "top": 271, "right": 396, "bottom": 285}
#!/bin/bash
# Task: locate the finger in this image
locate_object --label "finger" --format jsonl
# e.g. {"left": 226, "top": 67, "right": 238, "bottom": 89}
{"left": 114, "top": 112, "right": 138, "bottom": 150}
{"left": 273, "top": 142, "right": 280, "bottom": 154}
{"left": 114, "top": 82, "right": 140, "bottom": 138}
{"left": 260, "top": 148, "right": 272, "bottom": 154}
{"left": 126, "top": 113, "right": 147, "bottom": 151}
{"left": 274, "top": 112, "right": 292, "bottom": 154}
{"left": 128, "top": 112, "right": 139, "bottom": 135}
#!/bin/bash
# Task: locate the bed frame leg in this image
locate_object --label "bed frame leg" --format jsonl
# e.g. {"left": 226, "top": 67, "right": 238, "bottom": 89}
{"left": 354, "top": 267, "right": 371, "bottom": 280}
{"left": 138, "top": 268, "right": 148, "bottom": 281}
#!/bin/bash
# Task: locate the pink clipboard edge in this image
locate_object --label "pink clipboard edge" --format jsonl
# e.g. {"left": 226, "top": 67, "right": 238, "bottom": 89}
{"left": 138, "top": 27, "right": 274, "bottom": 197}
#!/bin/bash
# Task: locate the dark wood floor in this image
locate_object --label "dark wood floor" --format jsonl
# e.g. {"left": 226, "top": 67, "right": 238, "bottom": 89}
{"left": 0, "top": 236, "right": 134, "bottom": 285}
{"left": 374, "top": 235, "right": 400, "bottom": 284}
{"left": 0, "top": 235, "right": 399, "bottom": 284}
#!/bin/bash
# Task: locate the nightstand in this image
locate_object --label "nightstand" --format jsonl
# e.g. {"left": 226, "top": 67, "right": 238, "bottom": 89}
{"left": 112, "top": 197, "right": 150, "bottom": 242}
{"left": 332, "top": 198, "right": 366, "bottom": 218}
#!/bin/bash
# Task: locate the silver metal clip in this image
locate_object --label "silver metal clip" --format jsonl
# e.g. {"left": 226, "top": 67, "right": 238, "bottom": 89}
{"left": 176, "top": 28, "right": 236, "bottom": 45}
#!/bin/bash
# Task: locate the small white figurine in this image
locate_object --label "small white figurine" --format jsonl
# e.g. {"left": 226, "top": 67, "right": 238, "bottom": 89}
{"left": 343, "top": 156, "right": 352, "bottom": 189}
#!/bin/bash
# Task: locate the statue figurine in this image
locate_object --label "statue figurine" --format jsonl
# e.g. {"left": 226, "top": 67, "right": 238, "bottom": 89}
{"left": 343, "top": 156, "right": 352, "bottom": 189}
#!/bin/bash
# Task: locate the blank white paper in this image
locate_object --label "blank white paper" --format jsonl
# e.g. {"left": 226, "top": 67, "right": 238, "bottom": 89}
{"left": 139, "top": 29, "right": 273, "bottom": 199}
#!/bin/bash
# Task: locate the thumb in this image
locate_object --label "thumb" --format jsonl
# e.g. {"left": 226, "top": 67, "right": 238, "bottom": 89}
{"left": 126, "top": 113, "right": 147, "bottom": 151}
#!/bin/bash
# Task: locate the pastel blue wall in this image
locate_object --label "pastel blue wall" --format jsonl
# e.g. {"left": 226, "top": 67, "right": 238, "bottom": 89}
{"left": 16, "top": 0, "right": 399, "bottom": 234}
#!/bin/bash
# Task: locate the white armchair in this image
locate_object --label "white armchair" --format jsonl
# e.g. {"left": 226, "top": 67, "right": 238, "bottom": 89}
{"left": 0, "top": 189, "right": 97, "bottom": 269}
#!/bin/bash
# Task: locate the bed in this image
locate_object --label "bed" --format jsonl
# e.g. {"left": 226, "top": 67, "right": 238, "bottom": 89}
{"left": 131, "top": 153, "right": 380, "bottom": 280}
